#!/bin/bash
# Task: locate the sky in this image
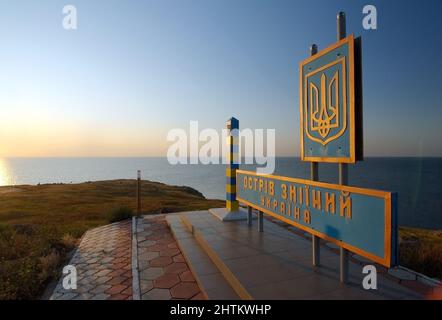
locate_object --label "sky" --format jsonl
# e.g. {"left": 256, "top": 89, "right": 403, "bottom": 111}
{"left": 0, "top": 0, "right": 441, "bottom": 157}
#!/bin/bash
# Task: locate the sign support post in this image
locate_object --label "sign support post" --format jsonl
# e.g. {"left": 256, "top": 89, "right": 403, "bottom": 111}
{"left": 136, "top": 170, "right": 141, "bottom": 216}
{"left": 247, "top": 206, "right": 253, "bottom": 226}
{"left": 258, "top": 211, "right": 264, "bottom": 232}
{"left": 309, "top": 43, "right": 321, "bottom": 267}
{"left": 337, "top": 11, "right": 350, "bottom": 284}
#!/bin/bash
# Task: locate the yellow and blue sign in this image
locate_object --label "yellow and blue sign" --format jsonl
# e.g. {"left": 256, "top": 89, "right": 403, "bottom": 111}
{"left": 300, "top": 35, "right": 362, "bottom": 163}
{"left": 236, "top": 170, "right": 398, "bottom": 267}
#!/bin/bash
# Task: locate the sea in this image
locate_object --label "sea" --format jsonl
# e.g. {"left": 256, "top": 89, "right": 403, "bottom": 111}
{"left": 0, "top": 157, "right": 441, "bottom": 230}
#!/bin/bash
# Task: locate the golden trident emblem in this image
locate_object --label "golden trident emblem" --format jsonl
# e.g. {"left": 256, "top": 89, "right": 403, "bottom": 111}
{"left": 310, "top": 72, "right": 339, "bottom": 139}
{"left": 304, "top": 57, "right": 347, "bottom": 146}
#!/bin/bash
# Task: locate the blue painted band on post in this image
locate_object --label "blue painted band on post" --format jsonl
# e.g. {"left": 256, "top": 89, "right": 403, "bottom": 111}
{"left": 228, "top": 118, "right": 239, "bottom": 129}
{"left": 226, "top": 177, "right": 236, "bottom": 185}
{"left": 229, "top": 163, "right": 239, "bottom": 170}
{"left": 226, "top": 192, "right": 236, "bottom": 201}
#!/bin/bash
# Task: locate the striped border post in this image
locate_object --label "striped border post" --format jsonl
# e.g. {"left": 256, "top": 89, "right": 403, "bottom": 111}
{"left": 226, "top": 117, "right": 239, "bottom": 212}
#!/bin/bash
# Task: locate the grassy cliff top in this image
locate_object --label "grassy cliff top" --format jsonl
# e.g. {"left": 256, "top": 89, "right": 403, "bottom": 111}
{"left": 0, "top": 179, "right": 224, "bottom": 300}
{"left": 0, "top": 179, "right": 223, "bottom": 237}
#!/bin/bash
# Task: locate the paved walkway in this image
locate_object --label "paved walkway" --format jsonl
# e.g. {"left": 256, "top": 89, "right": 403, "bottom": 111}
{"left": 49, "top": 211, "right": 440, "bottom": 300}
{"left": 50, "top": 220, "right": 132, "bottom": 300}
{"left": 174, "top": 210, "right": 440, "bottom": 300}
{"left": 50, "top": 215, "right": 204, "bottom": 300}
{"left": 136, "top": 215, "right": 205, "bottom": 300}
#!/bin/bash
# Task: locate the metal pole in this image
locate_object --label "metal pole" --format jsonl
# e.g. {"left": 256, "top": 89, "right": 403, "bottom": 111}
{"left": 340, "top": 246, "right": 349, "bottom": 283}
{"left": 137, "top": 170, "right": 141, "bottom": 216}
{"left": 339, "top": 164, "right": 348, "bottom": 185}
{"left": 337, "top": 12, "right": 346, "bottom": 40}
{"left": 247, "top": 206, "right": 253, "bottom": 227}
{"left": 337, "top": 11, "right": 349, "bottom": 284}
{"left": 309, "top": 44, "right": 320, "bottom": 267}
{"left": 258, "top": 211, "right": 264, "bottom": 232}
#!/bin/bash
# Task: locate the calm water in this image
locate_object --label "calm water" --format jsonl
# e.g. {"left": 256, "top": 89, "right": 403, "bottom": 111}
{"left": 0, "top": 157, "right": 441, "bottom": 229}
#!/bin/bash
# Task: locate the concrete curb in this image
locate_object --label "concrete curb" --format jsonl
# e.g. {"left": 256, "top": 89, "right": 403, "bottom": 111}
{"left": 132, "top": 216, "right": 141, "bottom": 300}
{"left": 180, "top": 215, "right": 253, "bottom": 300}
{"left": 397, "top": 265, "right": 441, "bottom": 286}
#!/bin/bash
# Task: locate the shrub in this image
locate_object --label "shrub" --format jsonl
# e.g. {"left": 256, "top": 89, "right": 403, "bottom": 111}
{"left": 60, "top": 234, "right": 77, "bottom": 251}
{"left": 39, "top": 251, "right": 61, "bottom": 280}
{"left": 108, "top": 207, "right": 134, "bottom": 223}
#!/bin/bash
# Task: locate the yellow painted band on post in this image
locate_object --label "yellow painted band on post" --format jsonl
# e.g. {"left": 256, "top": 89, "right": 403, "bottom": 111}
{"left": 228, "top": 153, "right": 239, "bottom": 163}
{"left": 226, "top": 136, "right": 239, "bottom": 145}
{"left": 227, "top": 200, "right": 239, "bottom": 211}
{"left": 226, "top": 184, "right": 236, "bottom": 193}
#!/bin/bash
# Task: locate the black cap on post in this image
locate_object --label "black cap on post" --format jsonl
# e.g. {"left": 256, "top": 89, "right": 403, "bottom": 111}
{"left": 310, "top": 44, "right": 318, "bottom": 56}
{"left": 337, "top": 11, "right": 346, "bottom": 41}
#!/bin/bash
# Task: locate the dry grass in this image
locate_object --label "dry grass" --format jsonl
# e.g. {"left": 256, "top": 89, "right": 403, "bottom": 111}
{"left": 399, "top": 227, "right": 442, "bottom": 279}
{"left": 0, "top": 179, "right": 224, "bottom": 300}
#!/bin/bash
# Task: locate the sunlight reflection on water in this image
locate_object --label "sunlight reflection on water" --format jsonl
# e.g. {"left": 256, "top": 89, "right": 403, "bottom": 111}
{"left": 0, "top": 158, "right": 13, "bottom": 186}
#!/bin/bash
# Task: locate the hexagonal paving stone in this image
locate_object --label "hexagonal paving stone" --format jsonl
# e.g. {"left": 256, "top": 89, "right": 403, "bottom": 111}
{"left": 149, "top": 256, "right": 173, "bottom": 267}
{"left": 91, "top": 293, "right": 110, "bottom": 300}
{"left": 191, "top": 292, "right": 206, "bottom": 300}
{"left": 138, "top": 231, "right": 152, "bottom": 237}
{"left": 139, "top": 240, "right": 156, "bottom": 247}
{"left": 90, "top": 284, "right": 112, "bottom": 294}
{"left": 140, "top": 267, "right": 164, "bottom": 280}
{"left": 173, "top": 254, "right": 185, "bottom": 263}
{"left": 140, "top": 280, "right": 154, "bottom": 294}
{"left": 84, "top": 269, "right": 100, "bottom": 277}
{"left": 75, "top": 284, "right": 95, "bottom": 294}
{"left": 167, "top": 243, "right": 178, "bottom": 249}
{"left": 164, "top": 262, "right": 188, "bottom": 274}
{"left": 142, "top": 288, "right": 171, "bottom": 300}
{"left": 106, "top": 276, "right": 126, "bottom": 286}
{"left": 58, "top": 292, "right": 80, "bottom": 300}
{"left": 108, "top": 269, "right": 126, "bottom": 278}
{"left": 157, "top": 238, "right": 175, "bottom": 245}
{"left": 179, "top": 270, "right": 195, "bottom": 282}
{"left": 96, "top": 275, "right": 112, "bottom": 284}
{"left": 160, "top": 248, "right": 180, "bottom": 257}
{"left": 105, "top": 284, "right": 128, "bottom": 295}
{"left": 154, "top": 273, "right": 180, "bottom": 289}
{"left": 73, "top": 293, "right": 94, "bottom": 300}
{"left": 138, "top": 260, "right": 151, "bottom": 270}
{"left": 170, "top": 282, "right": 200, "bottom": 299}
{"left": 95, "top": 269, "right": 113, "bottom": 277}
{"left": 139, "top": 251, "right": 160, "bottom": 261}
{"left": 147, "top": 244, "right": 169, "bottom": 252}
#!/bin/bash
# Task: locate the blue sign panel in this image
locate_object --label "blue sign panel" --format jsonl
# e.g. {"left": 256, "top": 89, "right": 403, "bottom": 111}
{"left": 300, "top": 35, "right": 360, "bottom": 163}
{"left": 236, "top": 170, "right": 398, "bottom": 267}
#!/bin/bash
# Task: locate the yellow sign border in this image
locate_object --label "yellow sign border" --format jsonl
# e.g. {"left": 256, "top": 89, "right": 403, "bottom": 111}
{"left": 236, "top": 169, "right": 394, "bottom": 267}
{"left": 299, "top": 34, "right": 356, "bottom": 163}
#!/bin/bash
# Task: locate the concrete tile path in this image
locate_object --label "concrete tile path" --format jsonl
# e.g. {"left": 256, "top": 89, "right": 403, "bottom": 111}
{"left": 136, "top": 215, "right": 205, "bottom": 300}
{"left": 50, "top": 220, "right": 132, "bottom": 300}
{"left": 50, "top": 215, "right": 204, "bottom": 300}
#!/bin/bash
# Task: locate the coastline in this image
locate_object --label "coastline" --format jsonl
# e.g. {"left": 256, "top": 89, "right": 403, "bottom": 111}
{"left": 0, "top": 179, "right": 440, "bottom": 299}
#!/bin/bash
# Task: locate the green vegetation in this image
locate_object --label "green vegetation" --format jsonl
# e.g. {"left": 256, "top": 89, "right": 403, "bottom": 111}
{"left": 399, "top": 227, "right": 442, "bottom": 279}
{"left": 107, "top": 206, "right": 134, "bottom": 223}
{"left": 0, "top": 180, "right": 224, "bottom": 300}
